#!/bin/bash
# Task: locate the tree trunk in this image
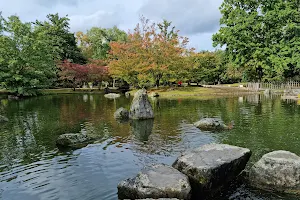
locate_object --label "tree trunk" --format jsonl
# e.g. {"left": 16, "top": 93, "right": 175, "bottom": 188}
{"left": 155, "top": 79, "right": 160, "bottom": 88}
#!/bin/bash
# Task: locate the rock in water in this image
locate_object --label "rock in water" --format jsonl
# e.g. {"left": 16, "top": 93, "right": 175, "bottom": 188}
{"left": 104, "top": 93, "right": 120, "bottom": 99}
{"left": 118, "top": 164, "right": 191, "bottom": 200}
{"left": 129, "top": 89, "right": 154, "bottom": 119}
{"left": 0, "top": 115, "right": 9, "bottom": 123}
{"left": 249, "top": 150, "right": 300, "bottom": 194}
{"left": 194, "top": 118, "right": 228, "bottom": 131}
{"left": 172, "top": 144, "right": 251, "bottom": 197}
{"left": 56, "top": 133, "right": 91, "bottom": 148}
{"left": 114, "top": 107, "right": 129, "bottom": 120}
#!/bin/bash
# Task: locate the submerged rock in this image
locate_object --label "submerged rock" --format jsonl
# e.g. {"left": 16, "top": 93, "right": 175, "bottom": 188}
{"left": 249, "top": 150, "right": 300, "bottom": 194}
{"left": 104, "top": 93, "right": 120, "bottom": 99}
{"left": 129, "top": 89, "right": 154, "bottom": 120}
{"left": 0, "top": 115, "right": 9, "bottom": 123}
{"left": 172, "top": 144, "right": 251, "bottom": 197}
{"left": 114, "top": 107, "right": 129, "bottom": 120}
{"left": 118, "top": 164, "right": 191, "bottom": 200}
{"left": 194, "top": 118, "right": 228, "bottom": 131}
{"left": 56, "top": 133, "right": 92, "bottom": 148}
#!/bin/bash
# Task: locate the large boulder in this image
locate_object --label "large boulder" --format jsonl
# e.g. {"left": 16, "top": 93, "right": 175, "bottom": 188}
{"left": 129, "top": 89, "right": 154, "bottom": 120}
{"left": 104, "top": 93, "right": 120, "bottom": 99}
{"left": 172, "top": 144, "right": 251, "bottom": 196}
{"left": 194, "top": 118, "right": 228, "bottom": 131}
{"left": 249, "top": 150, "right": 300, "bottom": 194}
{"left": 118, "top": 164, "right": 191, "bottom": 200}
{"left": 0, "top": 115, "right": 9, "bottom": 123}
{"left": 114, "top": 107, "right": 129, "bottom": 120}
{"left": 56, "top": 133, "right": 92, "bottom": 149}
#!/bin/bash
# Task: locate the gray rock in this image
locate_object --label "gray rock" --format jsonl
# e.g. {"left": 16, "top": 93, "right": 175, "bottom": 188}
{"left": 172, "top": 144, "right": 251, "bottom": 195}
{"left": 0, "top": 115, "right": 9, "bottom": 123}
{"left": 118, "top": 164, "right": 191, "bottom": 200}
{"left": 194, "top": 118, "right": 228, "bottom": 131}
{"left": 129, "top": 89, "right": 154, "bottom": 120}
{"left": 56, "top": 133, "right": 92, "bottom": 148}
{"left": 114, "top": 107, "right": 129, "bottom": 120}
{"left": 104, "top": 93, "right": 121, "bottom": 99}
{"left": 249, "top": 150, "right": 300, "bottom": 194}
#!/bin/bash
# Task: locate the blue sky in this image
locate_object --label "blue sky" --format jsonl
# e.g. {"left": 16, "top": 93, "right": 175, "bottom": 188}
{"left": 0, "top": 0, "right": 223, "bottom": 50}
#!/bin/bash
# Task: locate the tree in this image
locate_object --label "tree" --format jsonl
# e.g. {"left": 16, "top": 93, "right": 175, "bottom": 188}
{"left": 0, "top": 15, "right": 58, "bottom": 96}
{"left": 58, "top": 60, "right": 109, "bottom": 90}
{"left": 109, "top": 17, "right": 193, "bottom": 87}
{"left": 213, "top": 0, "right": 300, "bottom": 81}
{"left": 76, "top": 26, "right": 127, "bottom": 60}
{"left": 188, "top": 51, "right": 225, "bottom": 84}
{"left": 35, "top": 13, "right": 87, "bottom": 64}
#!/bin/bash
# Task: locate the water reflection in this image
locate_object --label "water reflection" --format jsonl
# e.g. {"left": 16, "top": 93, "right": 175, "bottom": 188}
{"left": 0, "top": 94, "right": 300, "bottom": 200}
{"left": 131, "top": 119, "right": 154, "bottom": 142}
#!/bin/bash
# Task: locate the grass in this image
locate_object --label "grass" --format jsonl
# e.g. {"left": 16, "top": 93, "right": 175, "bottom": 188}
{"left": 129, "top": 86, "right": 258, "bottom": 100}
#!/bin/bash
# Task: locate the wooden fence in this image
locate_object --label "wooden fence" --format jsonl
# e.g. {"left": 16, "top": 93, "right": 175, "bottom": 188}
{"left": 246, "top": 81, "right": 300, "bottom": 91}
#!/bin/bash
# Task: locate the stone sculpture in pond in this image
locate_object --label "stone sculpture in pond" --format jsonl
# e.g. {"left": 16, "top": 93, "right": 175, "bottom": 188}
{"left": 129, "top": 89, "right": 154, "bottom": 120}
{"left": 194, "top": 118, "right": 233, "bottom": 131}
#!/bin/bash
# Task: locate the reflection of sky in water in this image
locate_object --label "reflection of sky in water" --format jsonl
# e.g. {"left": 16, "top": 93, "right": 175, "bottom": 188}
{"left": 0, "top": 94, "right": 299, "bottom": 200}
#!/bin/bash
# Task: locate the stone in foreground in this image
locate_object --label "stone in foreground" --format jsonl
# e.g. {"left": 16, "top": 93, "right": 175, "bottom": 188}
{"left": 249, "top": 150, "right": 300, "bottom": 194}
{"left": 114, "top": 107, "right": 129, "bottom": 120}
{"left": 104, "top": 93, "right": 121, "bottom": 99}
{"left": 118, "top": 164, "right": 191, "bottom": 200}
{"left": 56, "top": 133, "right": 92, "bottom": 148}
{"left": 172, "top": 144, "right": 251, "bottom": 196}
{"left": 194, "top": 118, "right": 228, "bottom": 131}
{"left": 0, "top": 115, "right": 9, "bottom": 123}
{"left": 129, "top": 89, "right": 154, "bottom": 120}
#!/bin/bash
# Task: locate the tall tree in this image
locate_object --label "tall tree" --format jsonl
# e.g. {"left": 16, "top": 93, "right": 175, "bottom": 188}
{"left": 213, "top": 0, "right": 300, "bottom": 81}
{"left": 0, "top": 15, "right": 58, "bottom": 96}
{"left": 109, "top": 17, "right": 193, "bottom": 87}
{"left": 76, "top": 26, "right": 127, "bottom": 60}
{"left": 35, "top": 13, "right": 87, "bottom": 64}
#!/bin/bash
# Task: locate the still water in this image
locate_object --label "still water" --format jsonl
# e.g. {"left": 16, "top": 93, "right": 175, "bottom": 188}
{"left": 0, "top": 94, "right": 300, "bottom": 200}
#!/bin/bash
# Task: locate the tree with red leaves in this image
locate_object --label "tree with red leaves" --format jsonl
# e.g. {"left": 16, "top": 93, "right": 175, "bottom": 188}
{"left": 59, "top": 60, "right": 108, "bottom": 90}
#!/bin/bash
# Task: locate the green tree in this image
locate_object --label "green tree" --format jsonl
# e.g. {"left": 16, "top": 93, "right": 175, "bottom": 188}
{"left": 76, "top": 26, "right": 127, "bottom": 60}
{"left": 213, "top": 0, "right": 300, "bottom": 81}
{"left": 34, "top": 13, "right": 87, "bottom": 64}
{"left": 0, "top": 15, "right": 58, "bottom": 96}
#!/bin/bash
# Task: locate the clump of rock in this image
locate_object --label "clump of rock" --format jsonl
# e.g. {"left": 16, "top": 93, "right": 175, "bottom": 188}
{"left": 194, "top": 118, "right": 228, "bottom": 131}
{"left": 118, "top": 164, "right": 191, "bottom": 200}
{"left": 129, "top": 89, "right": 154, "bottom": 120}
{"left": 56, "top": 133, "right": 92, "bottom": 148}
{"left": 249, "top": 150, "right": 300, "bottom": 194}
{"left": 104, "top": 93, "right": 120, "bottom": 99}
{"left": 172, "top": 144, "right": 251, "bottom": 196}
{"left": 114, "top": 107, "right": 129, "bottom": 120}
{"left": 0, "top": 115, "right": 9, "bottom": 123}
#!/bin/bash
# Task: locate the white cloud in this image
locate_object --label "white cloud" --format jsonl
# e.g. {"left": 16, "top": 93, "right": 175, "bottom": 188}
{"left": 0, "top": 0, "right": 222, "bottom": 50}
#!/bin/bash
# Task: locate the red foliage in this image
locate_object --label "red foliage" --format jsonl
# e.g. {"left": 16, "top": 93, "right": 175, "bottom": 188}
{"left": 59, "top": 60, "right": 109, "bottom": 87}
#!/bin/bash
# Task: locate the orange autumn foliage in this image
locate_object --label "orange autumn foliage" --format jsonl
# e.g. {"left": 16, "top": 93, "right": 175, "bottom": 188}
{"left": 109, "top": 17, "right": 194, "bottom": 87}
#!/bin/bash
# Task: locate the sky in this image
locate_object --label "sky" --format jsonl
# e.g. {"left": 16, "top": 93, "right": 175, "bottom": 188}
{"left": 0, "top": 0, "right": 223, "bottom": 51}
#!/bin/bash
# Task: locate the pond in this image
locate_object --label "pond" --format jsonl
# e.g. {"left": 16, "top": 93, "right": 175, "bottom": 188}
{"left": 0, "top": 93, "right": 300, "bottom": 200}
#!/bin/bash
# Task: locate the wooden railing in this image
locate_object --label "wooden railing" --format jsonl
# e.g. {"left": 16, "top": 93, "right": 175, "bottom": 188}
{"left": 246, "top": 81, "right": 300, "bottom": 91}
